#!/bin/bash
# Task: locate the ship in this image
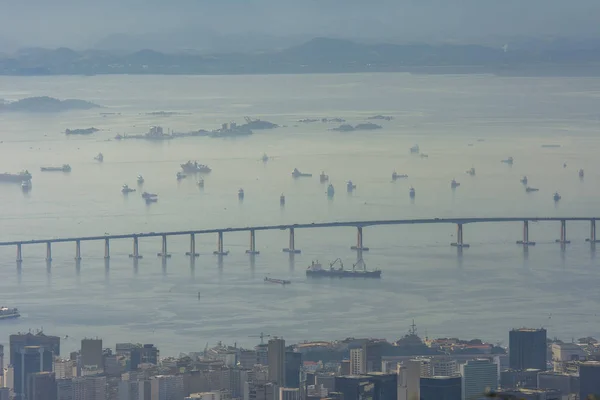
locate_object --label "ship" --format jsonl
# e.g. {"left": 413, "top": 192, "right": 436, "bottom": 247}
{"left": 327, "top": 184, "right": 335, "bottom": 197}
{"left": 41, "top": 164, "right": 71, "bottom": 172}
{"left": 262, "top": 153, "right": 269, "bottom": 163}
{"left": 94, "top": 153, "right": 104, "bottom": 162}
{"left": 409, "top": 187, "right": 415, "bottom": 198}
{"left": 181, "top": 161, "right": 212, "bottom": 173}
{"left": 579, "top": 169, "right": 584, "bottom": 178}
{"left": 121, "top": 184, "right": 136, "bottom": 194}
{"left": 65, "top": 127, "right": 98, "bottom": 135}
{"left": 553, "top": 192, "right": 561, "bottom": 202}
{"left": 501, "top": 156, "right": 514, "bottom": 165}
{"left": 306, "top": 258, "right": 381, "bottom": 278}
{"left": 292, "top": 168, "right": 312, "bottom": 178}
{"left": 0, "top": 170, "right": 32, "bottom": 183}
{"left": 145, "top": 197, "right": 158, "bottom": 204}
{"left": 451, "top": 179, "right": 460, "bottom": 188}
{"left": 137, "top": 175, "right": 144, "bottom": 185}
{"left": 21, "top": 180, "right": 32, "bottom": 192}
{"left": 115, "top": 126, "right": 172, "bottom": 141}
{"left": 320, "top": 171, "right": 329, "bottom": 183}
{"left": 244, "top": 117, "right": 278, "bottom": 130}
{"left": 0, "top": 306, "right": 20, "bottom": 320}
{"left": 142, "top": 192, "right": 158, "bottom": 199}
{"left": 525, "top": 187, "right": 539, "bottom": 192}
{"left": 197, "top": 178, "right": 205, "bottom": 188}
{"left": 176, "top": 172, "right": 187, "bottom": 180}
{"left": 238, "top": 188, "right": 244, "bottom": 200}
{"left": 280, "top": 194, "right": 285, "bottom": 205}
{"left": 211, "top": 122, "right": 253, "bottom": 138}
{"left": 410, "top": 144, "right": 420, "bottom": 154}
{"left": 392, "top": 171, "right": 408, "bottom": 181}
{"left": 466, "top": 167, "right": 475, "bottom": 176}
{"left": 521, "top": 176, "right": 528, "bottom": 185}
{"left": 347, "top": 181, "right": 356, "bottom": 192}
{"left": 264, "top": 277, "right": 291, "bottom": 285}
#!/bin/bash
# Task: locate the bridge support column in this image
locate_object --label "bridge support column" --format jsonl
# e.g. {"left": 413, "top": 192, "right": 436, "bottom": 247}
{"left": 516, "top": 221, "right": 536, "bottom": 246}
{"left": 16, "top": 243, "right": 22, "bottom": 263}
{"left": 129, "top": 236, "right": 143, "bottom": 259}
{"left": 283, "top": 227, "right": 301, "bottom": 254}
{"left": 586, "top": 219, "right": 600, "bottom": 243}
{"left": 450, "top": 223, "right": 470, "bottom": 248}
{"left": 46, "top": 242, "right": 52, "bottom": 262}
{"left": 555, "top": 220, "right": 571, "bottom": 244}
{"left": 246, "top": 229, "right": 260, "bottom": 254}
{"left": 104, "top": 238, "right": 110, "bottom": 259}
{"left": 75, "top": 240, "right": 82, "bottom": 260}
{"left": 213, "top": 231, "right": 229, "bottom": 255}
{"left": 186, "top": 234, "right": 200, "bottom": 257}
{"left": 157, "top": 235, "right": 171, "bottom": 258}
{"left": 350, "top": 227, "right": 370, "bottom": 251}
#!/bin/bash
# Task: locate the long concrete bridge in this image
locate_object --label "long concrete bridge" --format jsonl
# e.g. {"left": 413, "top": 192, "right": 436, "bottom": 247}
{"left": 2, "top": 217, "right": 599, "bottom": 262}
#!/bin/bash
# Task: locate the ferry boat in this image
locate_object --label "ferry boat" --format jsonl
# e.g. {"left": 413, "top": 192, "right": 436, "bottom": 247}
{"left": 176, "top": 172, "right": 187, "bottom": 180}
{"left": 553, "top": 192, "right": 561, "bottom": 202}
{"left": 466, "top": 167, "right": 475, "bottom": 176}
{"left": 145, "top": 197, "right": 158, "bottom": 204}
{"left": 94, "top": 153, "right": 104, "bottom": 162}
{"left": 197, "top": 178, "right": 204, "bottom": 188}
{"left": 137, "top": 175, "right": 144, "bottom": 184}
{"left": 501, "top": 156, "right": 514, "bottom": 165}
{"left": 121, "top": 184, "right": 136, "bottom": 194}
{"left": 409, "top": 187, "right": 415, "bottom": 198}
{"left": 238, "top": 188, "right": 244, "bottom": 200}
{"left": 346, "top": 181, "right": 356, "bottom": 192}
{"left": 319, "top": 171, "right": 329, "bottom": 183}
{"left": 264, "top": 277, "right": 291, "bottom": 285}
{"left": 579, "top": 169, "right": 584, "bottom": 178}
{"left": 292, "top": 168, "right": 312, "bottom": 178}
{"left": 525, "top": 187, "right": 539, "bottom": 192}
{"left": 21, "top": 180, "right": 32, "bottom": 192}
{"left": 0, "top": 170, "right": 32, "bottom": 183}
{"left": 392, "top": 171, "right": 408, "bottom": 181}
{"left": 306, "top": 259, "right": 381, "bottom": 279}
{"left": 142, "top": 192, "right": 158, "bottom": 199}
{"left": 0, "top": 306, "right": 20, "bottom": 320}
{"left": 451, "top": 179, "right": 460, "bottom": 188}
{"left": 181, "top": 161, "right": 212, "bottom": 173}
{"left": 410, "top": 144, "right": 420, "bottom": 154}
{"left": 521, "top": 176, "right": 528, "bottom": 185}
{"left": 280, "top": 194, "right": 285, "bottom": 205}
{"left": 41, "top": 164, "right": 71, "bottom": 172}
{"left": 327, "top": 184, "right": 335, "bottom": 197}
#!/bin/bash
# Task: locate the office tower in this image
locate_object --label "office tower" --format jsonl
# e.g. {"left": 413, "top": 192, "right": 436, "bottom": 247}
{"left": 267, "top": 338, "right": 285, "bottom": 386}
{"left": 185, "top": 392, "right": 222, "bottom": 400}
{"left": 57, "top": 379, "right": 73, "bottom": 400}
{"left": 119, "top": 379, "right": 150, "bottom": 400}
{"left": 150, "top": 375, "right": 183, "bottom": 400}
{"left": 334, "top": 376, "right": 375, "bottom": 400}
{"left": 397, "top": 360, "right": 420, "bottom": 400}
{"left": 579, "top": 361, "right": 600, "bottom": 400}
{"left": 285, "top": 352, "right": 302, "bottom": 388}
{"left": 28, "top": 372, "right": 57, "bottom": 400}
{"left": 80, "top": 339, "right": 103, "bottom": 369}
{"left": 420, "top": 376, "right": 461, "bottom": 400}
{"left": 0, "top": 344, "right": 3, "bottom": 377}
{"left": 431, "top": 359, "right": 459, "bottom": 377}
{"left": 239, "top": 350, "right": 258, "bottom": 369}
{"left": 14, "top": 346, "right": 54, "bottom": 400}
{"left": 4, "top": 366, "right": 14, "bottom": 390}
{"left": 54, "top": 359, "right": 76, "bottom": 380}
{"left": 509, "top": 328, "right": 547, "bottom": 371}
{"left": 278, "top": 388, "right": 300, "bottom": 400}
{"left": 340, "top": 360, "right": 350, "bottom": 376}
{"left": 350, "top": 348, "right": 365, "bottom": 375}
{"left": 10, "top": 332, "right": 60, "bottom": 361}
{"left": 537, "top": 372, "right": 578, "bottom": 396}
{"left": 246, "top": 382, "right": 276, "bottom": 400}
{"left": 0, "top": 388, "right": 9, "bottom": 400}
{"left": 496, "top": 389, "right": 561, "bottom": 400}
{"left": 366, "top": 373, "right": 397, "bottom": 400}
{"left": 460, "top": 359, "right": 498, "bottom": 400}
{"left": 130, "top": 345, "right": 159, "bottom": 370}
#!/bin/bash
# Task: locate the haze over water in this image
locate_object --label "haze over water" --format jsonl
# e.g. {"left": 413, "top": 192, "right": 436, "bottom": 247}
{"left": 1, "top": 73, "right": 600, "bottom": 357}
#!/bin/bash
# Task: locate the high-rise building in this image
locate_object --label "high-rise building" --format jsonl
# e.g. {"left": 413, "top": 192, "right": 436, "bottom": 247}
{"left": 284, "top": 352, "right": 302, "bottom": 388}
{"left": 0, "top": 388, "right": 10, "bottom": 400}
{"left": 340, "top": 360, "right": 350, "bottom": 376}
{"left": 537, "top": 372, "right": 578, "bottom": 396}
{"left": 54, "top": 359, "right": 76, "bottom": 380}
{"left": 27, "top": 372, "right": 57, "bottom": 400}
{"left": 267, "top": 338, "right": 285, "bottom": 386}
{"left": 72, "top": 375, "right": 107, "bottom": 400}
{"left": 13, "top": 346, "right": 54, "bottom": 400}
{"left": 57, "top": 379, "right": 73, "bottom": 400}
{"left": 80, "top": 339, "right": 103, "bottom": 370}
{"left": 150, "top": 375, "right": 183, "bottom": 400}
{"left": 397, "top": 360, "right": 420, "bottom": 400}
{"left": 5, "top": 366, "right": 14, "bottom": 391}
{"left": 334, "top": 376, "right": 375, "bottom": 400}
{"left": 362, "top": 341, "right": 387, "bottom": 373}
{"left": 0, "top": 344, "right": 4, "bottom": 377}
{"left": 509, "top": 328, "right": 547, "bottom": 371}
{"left": 130, "top": 345, "right": 159, "bottom": 370}
{"left": 350, "top": 349, "right": 365, "bottom": 375}
{"left": 496, "top": 389, "right": 561, "bottom": 400}
{"left": 278, "top": 388, "right": 300, "bottom": 400}
{"left": 431, "top": 359, "right": 459, "bottom": 377}
{"left": 366, "top": 373, "right": 397, "bottom": 400}
{"left": 579, "top": 361, "right": 600, "bottom": 400}
{"left": 420, "top": 376, "right": 461, "bottom": 400}
{"left": 460, "top": 359, "right": 498, "bottom": 400}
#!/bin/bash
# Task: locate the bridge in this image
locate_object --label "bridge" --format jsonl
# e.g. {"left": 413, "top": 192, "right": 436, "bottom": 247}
{"left": 2, "top": 217, "right": 599, "bottom": 262}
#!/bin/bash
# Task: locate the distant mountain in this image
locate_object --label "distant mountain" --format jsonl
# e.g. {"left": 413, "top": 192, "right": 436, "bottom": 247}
{"left": 0, "top": 96, "right": 101, "bottom": 112}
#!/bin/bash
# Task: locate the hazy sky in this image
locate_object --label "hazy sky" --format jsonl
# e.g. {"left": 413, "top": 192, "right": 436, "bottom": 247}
{"left": 1, "top": 0, "right": 600, "bottom": 49}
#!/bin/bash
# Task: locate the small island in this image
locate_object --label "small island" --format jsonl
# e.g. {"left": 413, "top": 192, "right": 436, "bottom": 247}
{"left": 0, "top": 96, "right": 101, "bottom": 112}
{"left": 332, "top": 123, "right": 382, "bottom": 132}
{"left": 144, "top": 111, "right": 190, "bottom": 116}
{"left": 368, "top": 115, "right": 393, "bottom": 121}
{"left": 65, "top": 127, "right": 99, "bottom": 135}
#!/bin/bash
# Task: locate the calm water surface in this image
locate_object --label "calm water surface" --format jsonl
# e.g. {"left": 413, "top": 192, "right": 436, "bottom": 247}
{"left": 1, "top": 73, "right": 600, "bottom": 357}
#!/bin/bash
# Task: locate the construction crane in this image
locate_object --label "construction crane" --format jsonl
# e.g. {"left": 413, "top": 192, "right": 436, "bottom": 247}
{"left": 248, "top": 332, "right": 271, "bottom": 345}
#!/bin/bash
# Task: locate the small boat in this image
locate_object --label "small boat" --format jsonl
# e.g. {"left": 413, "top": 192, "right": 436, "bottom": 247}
{"left": 420, "top": 153, "right": 429, "bottom": 158}
{"left": 142, "top": 192, "right": 158, "bottom": 199}
{"left": 181, "top": 161, "right": 211, "bottom": 173}
{"left": 21, "top": 180, "right": 32, "bottom": 192}
{"left": 94, "top": 153, "right": 104, "bottom": 162}
{"left": 563, "top": 163, "right": 567, "bottom": 168}
{"left": 466, "top": 167, "right": 475, "bottom": 176}
{"left": 319, "top": 171, "right": 329, "bottom": 183}
{"left": 553, "top": 192, "right": 561, "bottom": 202}
{"left": 262, "top": 153, "right": 269, "bottom": 162}
{"left": 197, "top": 178, "right": 204, "bottom": 188}
{"left": 327, "top": 184, "right": 335, "bottom": 197}
{"left": 280, "top": 194, "right": 285, "bottom": 205}
{"left": 41, "top": 164, "right": 71, "bottom": 172}
{"left": 410, "top": 144, "right": 420, "bottom": 154}
{"left": 264, "top": 277, "right": 291, "bottom": 285}
{"left": 238, "top": 188, "right": 244, "bottom": 200}
{"left": 521, "top": 176, "right": 528, "bottom": 185}
{"left": 579, "top": 169, "right": 584, "bottom": 178}
{"left": 292, "top": 168, "right": 312, "bottom": 178}
{"left": 501, "top": 157, "right": 514, "bottom": 165}
{"left": 176, "top": 172, "right": 187, "bottom": 180}
{"left": 346, "top": 181, "right": 356, "bottom": 192}
{"left": 526, "top": 187, "right": 539, "bottom": 192}
{"left": 121, "top": 184, "right": 136, "bottom": 193}
{"left": 451, "top": 179, "right": 460, "bottom": 188}
{"left": 137, "top": 175, "right": 144, "bottom": 184}
{"left": 392, "top": 171, "right": 408, "bottom": 181}
{"left": 145, "top": 197, "right": 158, "bottom": 204}
{"left": 409, "top": 187, "right": 415, "bottom": 198}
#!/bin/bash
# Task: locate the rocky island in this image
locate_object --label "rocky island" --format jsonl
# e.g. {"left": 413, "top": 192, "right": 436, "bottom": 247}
{"left": 65, "top": 127, "right": 99, "bottom": 135}
{"left": 368, "top": 115, "right": 394, "bottom": 121}
{"left": 332, "top": 122, "right": 382, "bottom": 132}
{"left": 0, "top": 96, "right": 101, "bottom": 112}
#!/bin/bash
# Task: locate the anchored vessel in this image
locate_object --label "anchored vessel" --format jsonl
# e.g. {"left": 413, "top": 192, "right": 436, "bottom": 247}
{"left": 501, "top": 156, "right": 514, "bottom": 165}
{"left": 21, "top": 180, "right": 32, "bottom": 192}
{"left": 264, "top": 277, "right": 291, "bottom": 285}
{"left": 451, "top": 179, "right": 460, "bottom": 188}
{"left": 392, "top": 171, "right": 408, "bottom": 181}
{"left": 327, "top": 184, "right": 335, "bottom": 197}
{"left": 292, "top": 168, "right": 312, "bottom": 178}
{"left": 409, "top": 187, "right": 415, "bottom": 198}
{"left": 579, "top": 169, "right": 584, "bottom": 178}
{"left": 410, "top": 144, "right": 420, "bottom": 154}
{"left": 0, "top": 306, "right": 20, "bottom": 320}
{"left": 521, "top": 176, "right": 528, "bottom": 185}
{"left": 554, "top": 192, "right": 561, "bottom": 202}
{"left": 94, "top": 153, "right": 104, "bottom": 162}
{"left": 526, "top": 187, "right": 539, "bottom": 192}
{"left": 262, "top": 153, "right": 269, "bottom": 162}
{"left": 347, "top": 181, "right": 356, "bottom": 192}
{"left": 466, "top": 167, "right": 475, "bottom": 176}
{"left": 238, "top": 188, "right": 244, "bottom": 200}
{"left": 280, "top": 194, "right": 285, "bottom": 205}
{"left": 0, "top": 170, "right": 32, "bottom": 183}
{"left": 142, "top": 192, "right": 157, "bottom": 199}
{"left": 181, "top": 161, "right": 212, "bottom": 173}
{"left": 121, "top": 184, "right": 136, "bottom": 194}
{"left": 197, "top": 178, "right": 204, "bottom": 188}
{"left": 137, "top": 175, "right": 144, "bottom": 184}
{"left": 41, "top": 164, "right": 71, "bottom": 172}
{"left": 176, "top": 172, "right": 187, "bottom": 180}
{"left": 306, "top": 259, "right": 381, "bottom": 278}
{"left": 320, "top": 171, "right": 329, "bottom": 183}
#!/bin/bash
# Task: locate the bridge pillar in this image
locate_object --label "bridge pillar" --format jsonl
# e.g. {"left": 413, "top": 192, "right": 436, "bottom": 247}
{"left": 16, "top": 243, "right": 22, "bottom": 263}
{"left": 246, "top": 229, "right": 260, "bottom": 255}
{"left": 129, "top": 236, "right": 143, "bottom": 259}
{"left": 450, "top": 223, "right": 470, "bottom": 248}
{"left": 157, "top": 235, "right": 171, "bottom": 258}
{"left": 104, "top": 238, "right": 110, "bottom": 259}
{"left": 586, "top": 219, "right": 599, "bottom": 243}
{"left": 75, "top": 240, "right": 82, "bottom": 260}
{"left": 46, "top": 242, "right": 52, "bottom": 262}
{"left": 555, "top": 220, "right": 571, "bottom": 244}
{"left": 350, "top": 226, "right": 370, "bottom": 251}
{"left": 186, "top": 233, "right": 200, "bottom": 257}
{"left": 516, "top": 221, "right": 536, "bottom": 246}
{"left": 283, "top": 227, "right": 301, "bottom": 254}
{"left": 213, "top": 231, "right": 229, "bottom": 255}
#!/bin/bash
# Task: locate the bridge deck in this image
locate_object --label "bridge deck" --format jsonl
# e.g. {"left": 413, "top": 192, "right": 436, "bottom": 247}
{"left": 0, "top": 217, "right": 596, "bottom": 246}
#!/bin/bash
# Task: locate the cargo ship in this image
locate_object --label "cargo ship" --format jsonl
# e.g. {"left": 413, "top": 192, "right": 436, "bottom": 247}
{"left": 181, "top": 161, "right": 212, "bottom": 173}
{"left": 0, "top": 306, "right": 20, "bottom": 320}
{"left": 264, "top": 277, "right": 291, "bottom": 285}
{"left": 41, "top": 164, "right": 71, "bottom": 172}
{"left": 306, "top": 259, "right": 381, "bottom": 278}
{"left": 0, "top": 170, "right": 32, "bottom": 183}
